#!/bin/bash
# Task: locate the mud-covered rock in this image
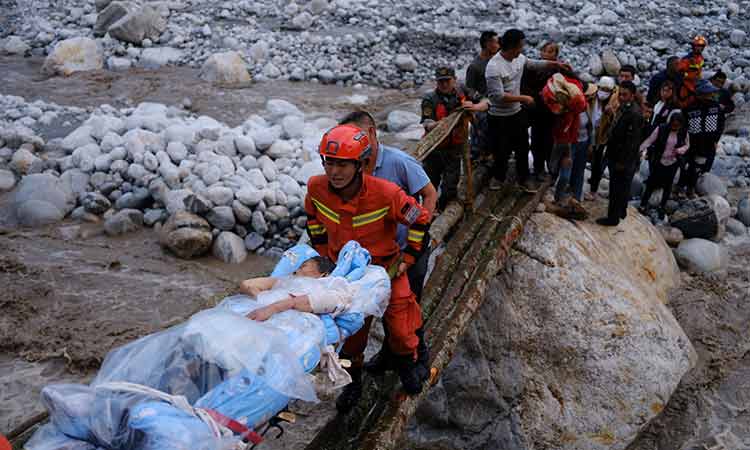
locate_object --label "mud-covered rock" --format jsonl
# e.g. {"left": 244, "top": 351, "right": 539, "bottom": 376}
{"left": 159, "top": 211, "right": 213, "bottom": 258}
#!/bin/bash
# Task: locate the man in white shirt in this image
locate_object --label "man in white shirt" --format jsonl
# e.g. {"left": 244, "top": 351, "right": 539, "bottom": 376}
{"left": 485, "top": 29, "right": 570, "bottom": 190}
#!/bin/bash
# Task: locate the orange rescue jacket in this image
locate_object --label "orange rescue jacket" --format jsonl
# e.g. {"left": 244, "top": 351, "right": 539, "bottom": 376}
{"left": 305, "top": 174, "right": 431, "bottom": 268}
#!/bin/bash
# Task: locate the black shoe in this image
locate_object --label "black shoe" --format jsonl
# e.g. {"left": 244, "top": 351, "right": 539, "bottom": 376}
{"left": 638, "top": 205, "right": 648, "bottom": 215}
{"left": 657, "top": 208, "right": 666, "bottom": 220}
{"left": 596, "top": 217, "right": 620, "bottom": 227}
{"left": 396, "top": 356, "right": 423, "bottom": 395}
{"left": 335, "top": 367, "right": 362, "bottom": 413}
{"left": 364, "top": 346, "right": 395, "bottom": 375}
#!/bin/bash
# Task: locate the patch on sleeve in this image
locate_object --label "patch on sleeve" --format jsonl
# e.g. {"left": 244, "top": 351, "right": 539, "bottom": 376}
{"left": 421, "top": 102, "right": 433, "bottom": 119}
{"left": 402, "top": 204, "right": 421, "bottom": 225}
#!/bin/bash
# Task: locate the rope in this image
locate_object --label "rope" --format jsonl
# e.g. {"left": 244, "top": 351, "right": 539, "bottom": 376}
{"left": 96, "top": 382, "right": 236, "bottom": 440}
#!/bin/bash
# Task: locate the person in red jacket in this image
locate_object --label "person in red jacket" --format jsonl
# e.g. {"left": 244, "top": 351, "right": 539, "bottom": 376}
{"left": 676, "top": 35, "right": 707, "bottom": 108}
{"left": 304, "top": 124, "right": 431, "bottom": 412}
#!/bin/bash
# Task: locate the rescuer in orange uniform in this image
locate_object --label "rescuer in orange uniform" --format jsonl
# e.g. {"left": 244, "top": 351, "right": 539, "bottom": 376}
{"left": 304, "top": 124, "right": 431, "bottom": 412}
{"left": 676, "top": 35, "right": 707, "bottom": 108}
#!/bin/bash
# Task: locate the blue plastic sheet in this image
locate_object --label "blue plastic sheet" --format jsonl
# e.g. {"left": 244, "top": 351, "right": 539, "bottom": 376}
{"left": 26, "top": 242, "right": 390, "bottom": 450}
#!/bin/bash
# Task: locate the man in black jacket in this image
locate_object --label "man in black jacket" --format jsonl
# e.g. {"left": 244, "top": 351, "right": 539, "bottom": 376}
{"left": 597, "top": 81, "right": 644, "bottom": 227}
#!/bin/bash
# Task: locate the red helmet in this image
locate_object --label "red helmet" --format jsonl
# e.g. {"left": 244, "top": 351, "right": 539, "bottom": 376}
{"left": 319, "top": 124, "right": 371, "bottom": 162}
{"left": 692, "top": 35, "right": 707, "bottom": 47}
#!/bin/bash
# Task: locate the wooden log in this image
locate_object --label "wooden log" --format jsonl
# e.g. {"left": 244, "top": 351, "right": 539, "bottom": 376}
{"left": 411, "top": 109, "right": 465, "bottom": 163}
{"left": 358, "top": 182, "right": 551, "bottom": 450}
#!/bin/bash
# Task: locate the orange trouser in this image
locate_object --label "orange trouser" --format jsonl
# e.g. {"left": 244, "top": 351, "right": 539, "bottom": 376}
{"left": 341, "top": 273, "right": 422, "bottom": 365}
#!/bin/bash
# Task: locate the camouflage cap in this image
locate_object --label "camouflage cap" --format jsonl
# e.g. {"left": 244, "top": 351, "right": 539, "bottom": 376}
{"left": 435, "top": 67, "right": 455, "bottom": 80}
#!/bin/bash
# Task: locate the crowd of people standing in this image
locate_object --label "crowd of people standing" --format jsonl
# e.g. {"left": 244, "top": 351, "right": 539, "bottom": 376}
{"left": 418, "top": 29, "right": 736, "bottom": 226}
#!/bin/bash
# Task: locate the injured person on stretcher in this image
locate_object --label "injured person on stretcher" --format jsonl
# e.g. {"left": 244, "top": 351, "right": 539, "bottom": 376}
{"left": 239, "top": 256, "right": 348, "bottom": 322}
{"left": 25, "top": 241, "right": 390, "bottom": 450}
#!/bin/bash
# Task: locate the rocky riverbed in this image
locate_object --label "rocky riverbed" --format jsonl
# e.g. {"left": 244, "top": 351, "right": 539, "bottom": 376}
{"left": 2, "top": 0, "right": 750, "bottom": 448}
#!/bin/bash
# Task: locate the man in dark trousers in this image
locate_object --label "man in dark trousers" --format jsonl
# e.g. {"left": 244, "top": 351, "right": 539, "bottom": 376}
{"left": 596, "top": 81, "right": 644, "bottom": 227}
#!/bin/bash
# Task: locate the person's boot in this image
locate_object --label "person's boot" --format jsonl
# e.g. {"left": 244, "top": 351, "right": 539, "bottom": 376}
{"left": 396, "top": 355, "right": 423, "bottom": 395}
{"left": 364, "top": 343, "right": 395, "bottom": 375}
{"left": 596, "top": 217, "right": 620, "bottom": 227}
{"left": 335, "top": 366, "right": 362, "bottom": 413}
{"left": 415, "top": 328, "right": 430, "bottom": 382}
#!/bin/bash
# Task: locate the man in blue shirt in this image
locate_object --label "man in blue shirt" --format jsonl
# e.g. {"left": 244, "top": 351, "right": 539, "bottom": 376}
{"left": 337, "top": 110, "right": 437, "bottom": 405}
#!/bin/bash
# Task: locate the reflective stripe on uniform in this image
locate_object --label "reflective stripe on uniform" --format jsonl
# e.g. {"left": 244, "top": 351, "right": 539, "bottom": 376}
{"left": 307, "top": 223, "right": 327, "bottom": 236}
{"left": 311, "top": 197, "right": 341, "bottom": 224}
{"left": 407, "top": 229, "right": 425, "bottom": 243}
{"left": 352, "top": 206, "right": 390, "bottom": 228}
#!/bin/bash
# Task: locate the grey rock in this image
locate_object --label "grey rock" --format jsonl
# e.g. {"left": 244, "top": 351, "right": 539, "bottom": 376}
{"left": 199, "top": 51, "right": 252, "bottom": 85}
{"left": 104, "top": 208, "right": 143, "bottom": 235}
{"left": 109, "top": 5, "right": 167, "bottom": 45}
{"left": 60, "top": 169, "right": 90, "bottom": 197}
{"left": 81, "top": 192, "right": 112, "bottom": 214}
{"left": 235, "top": 135, "right": 258, "bottom": 156}
{"left": 107, "top": 56, "right": 132, "bottom": 72}
{"left": 212, "top": 231, "right": 247, "bottom": 263}
{"left": 184, "top": 193, "right": 212, "bottom": 215}
{"left": 143, "top": 208, "right": 167, "bottom": 226}
{"left": 232, "top": 200, "right": 252, "bottom": 224}
{"left": 0, "top": 169, "right": 17, "bottom": 191}
{"left": 244, "top": 232, "right": 264, "bottom": 251}
{"left": 696, "top": 173, "right": 728, "bottom": 197}
{"left": 206, "top": 205, "right": 236, "bottom": 230}
{"left": 601, "top": 49, "right": 621, "bottom": 76}
{"left": 251, "top": 126, "right": 281, "bottom": 150}
{"left": 730, "top": 29, "right": 747, "bottom": 47}
{"left": 204, "top": 185, "right": 234, "bottom": 206}
{"left": 290, "top": 11, "right": 314, "bottom": 30}
{"left": 293, "top": 160, "right": 324, "bottom": 184}
{"left": 674, "top": 238, "right": 728, "bottom": 274}
{"left": 657, "top": 225, "right": 684, "bottom": 247}
{"left": 42, "top": 38, "right": 104, "bottom": 76}
{"left": 159, "top": 211, "right": 213, "bottom": 258}
{"left": 166, "top": 142, "right": 188, "bottom": 163}
{"left": 138, "top": 47, "right": 182, "bottom": 69}
{"left": 726, "top": 217, "right": 747, "bottom": 236}
{"left": 394, "top": 54, "right": 417, "bottom": 72}
{"left": 1, "top": 36, "right": 30, "bottom": 55}
{"left": 736, "top": 196, "right": 750, "bottom": 226}
{"left": 266, "top": 99, "right": 303, "bottom": 122}
{"left": 115, "top": 188, "right": 151, "bottom": 210}
{"left": 61, "top": 126, "right": 96, "bottom": 153}
{"left": 387, "top": 110, "right": 420, "bottom": 132}
{"left": 10, "top": 147, "right": 43, "bottom": 175}
{"left": 236, "top": 186, "right": 264, "bottom": 206}
{"left": 94, "top": 1, "right": 137, "bottom": 36}
{"left": 251, "top": 210, "right": 268, "bottom": 234}
{"left": 282, "top": 115, "right": 305, "bottom": 139}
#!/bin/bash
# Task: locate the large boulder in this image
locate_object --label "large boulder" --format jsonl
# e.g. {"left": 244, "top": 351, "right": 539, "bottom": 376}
{"left": 212, "top": 231, "right": 247, "bottom": 263}
{"left": 674, "top": 238, "right": 728, "bottom": 275}
{"left": 601, "top": 49, "right": 621, "bottom": 76}
{"left": 695, "top": 173, "right": 728, "bottom": 198}
{"left": 737, "top": 195, "right": 750, "bottom": 226}
{"left": 138, "top": 47, "right": 182, "bottom": 69}
{"left": 104, "top": 208, "right": 143, "bottom": 235}
{"left": 159, "top": 211, "right": 213, "bottom": 258}
{"left": 13, "top": 173, "right": 76, "bottom": 226}
{"left": 669, "top": 197, "right": 719, "bottom": 239}
{"left": 387, "top": 110, "right": 420, "bottom": 132}
{"left": 407, "top": 212, "right": 695, "bottom": 450}
{"left": 42, "top": 38, "right": 104, "bottom": 76}
{"left": 108, "top": 5, "right": 167, "bottom": 45}
{"left": 199, "top": 51, "right": 252, "bottom": 85}
{"left": 94, "top": 1, "right": 137, "bottom": 36}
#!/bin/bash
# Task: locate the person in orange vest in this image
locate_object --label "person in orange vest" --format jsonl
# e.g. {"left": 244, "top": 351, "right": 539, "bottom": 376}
{"left": 421, "top": 67, "right": 468, "bottom": 211}
{"left": 304, "top": 124, "right": 432, "bottom": 412}
{"left": 676, "top": 35, "right": 707, "bottom": 108}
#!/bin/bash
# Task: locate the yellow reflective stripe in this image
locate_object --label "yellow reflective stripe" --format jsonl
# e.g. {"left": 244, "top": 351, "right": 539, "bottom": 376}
{"left": 311, "top": 198, "right": 340, "bottom": 224}
{"left": 407, "top": 230, "right": 425, "bottom": 242}
{"left": 308, "top": 224, "right": 326, "bottom": 236}
{"left": 352, "top": 206, "right": 390, "bottom": 227}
